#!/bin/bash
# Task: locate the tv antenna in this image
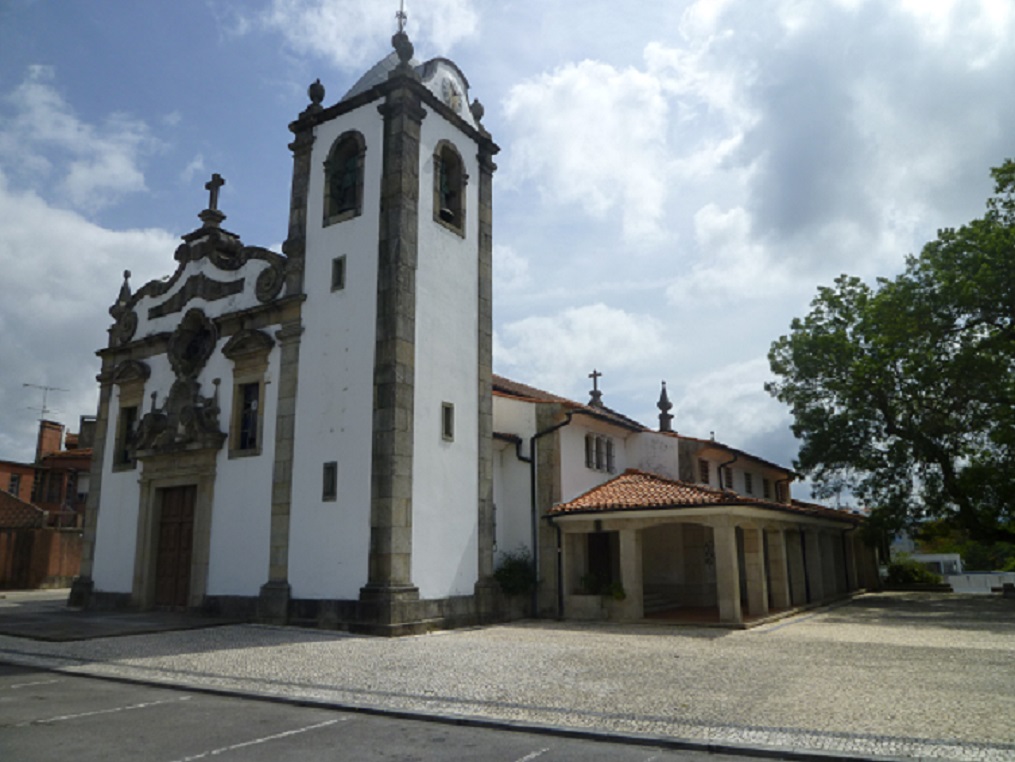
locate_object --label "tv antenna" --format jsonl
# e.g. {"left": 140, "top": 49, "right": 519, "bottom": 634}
{"left": 23, "top": 382, "right": 69, "bottom": 420}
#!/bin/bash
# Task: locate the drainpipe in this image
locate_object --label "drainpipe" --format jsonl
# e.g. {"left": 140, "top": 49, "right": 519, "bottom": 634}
{"left": 717, "top": 452, "right": 739, "bottom": 491}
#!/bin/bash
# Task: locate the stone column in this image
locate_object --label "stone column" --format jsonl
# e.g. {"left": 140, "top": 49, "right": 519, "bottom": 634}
{"left": 69, "top": 370, "right": 114, "bottom": 608}
{"left": 766, "top": 528, "right": 792, "bottom": 610}
{"left": 257, "top": 320, "right": 303, "bottom": 623}
{"left": 844, "top": 532, "right": 859, "bottom": 591}
{"left": 713, "top": 520, "right": 743, "bottom": 624}
{"left": 281, "top": 121, "right": 315, "bottom": 295}
{"left": 786, "top": 530, "right": 807, "bottom": 606}
{"left": 473, "top": 142, "right": 498, "bottom": 616}
{"left": 360, "top": 82, "right": 426, "bottom": 624}
{"left": 616, "top": 528, "right": 644, "bottom": 621}
{"left": 804, "top": 529, "right": 824, "bottom": 603}
{"left": 742, "top": 526, "right": 769, "bottom": 618}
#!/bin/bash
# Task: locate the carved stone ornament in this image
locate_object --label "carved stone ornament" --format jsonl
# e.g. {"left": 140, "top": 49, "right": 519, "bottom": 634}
{"left": 255, "top": 260, "right": 285, "bottom": 303}
{"left": 168, "top": 308, "right": 218, "bottom": 380}
{"left": 222, "top": 328, "right": 274, "bottom": 361}
{"left": 134, "top": 378, "right": 226, "bottom": 456}
{"left": 111, "top": 359, "right": 151, "bottom": 386}
{"left": 109, "top": 310, "right": 138, "bottom": 347}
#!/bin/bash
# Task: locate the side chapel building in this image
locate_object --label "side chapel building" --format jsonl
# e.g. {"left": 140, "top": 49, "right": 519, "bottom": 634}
{"left": 72, "top": 27, "right": 878, "bottom": 633}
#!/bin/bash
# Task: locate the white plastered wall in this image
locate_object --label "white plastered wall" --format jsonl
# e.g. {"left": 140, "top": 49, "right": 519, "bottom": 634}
{"left": 559, "top": 420, "right": 631, "bottom": 503}
{"left": 91, "top": 380, "right": 145, "bottom": 593}
{"left": 288, "top": 103, "right": 384, "bottom": 600}
{"left": 627, "top": 432, "right": 680, "bottom": 481}
{"left": 410, "top": 109, "right": 480, "bottom": 599}
{"left": 492, "top": 395, "right": 537, "bottom": 560}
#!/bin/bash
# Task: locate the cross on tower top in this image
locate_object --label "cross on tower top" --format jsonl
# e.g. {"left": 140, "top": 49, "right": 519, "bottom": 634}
{"left": 205, "top": 173, "right": 225, "bottom": 211}
{"left": 396, "top": 0, "right": 407, "bottom": 33}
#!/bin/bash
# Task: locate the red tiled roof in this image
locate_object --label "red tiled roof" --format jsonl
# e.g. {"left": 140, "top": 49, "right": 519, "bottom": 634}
{"left": 550, "top": 469, "right": 861, "bottom": 525}
{"left": 492, "top": 374, "right": 646, "bottom": 432}
{"left": 0, "top": 491, "right": 46, "bottom": 528}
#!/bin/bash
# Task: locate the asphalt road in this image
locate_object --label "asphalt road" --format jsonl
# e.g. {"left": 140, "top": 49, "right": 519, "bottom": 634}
{"left": 0, "top": 664, "right": 749, "bottom": 762}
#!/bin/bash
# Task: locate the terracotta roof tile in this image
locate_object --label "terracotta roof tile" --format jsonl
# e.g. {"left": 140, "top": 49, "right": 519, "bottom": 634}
{"left": 550, "top": 469, "right": 861, "bottom": 525}
{"left": 0, "top": 491, "right": 46, "bottom": 528}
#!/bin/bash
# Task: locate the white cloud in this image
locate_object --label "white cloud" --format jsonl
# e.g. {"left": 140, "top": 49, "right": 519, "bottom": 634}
{"left": 666, "top": 204, "right": 793, "bottom": 306}
{"left": 0, "top": 172, "right": 175, "bottom": 461}
{"left": 502, "top": 58, "right": 671, "bottom": 241}
{"left": 0, "top": 67, "right": 155, "bottom": 213}
{"left": 673, "top": 356, "right": 791, "bottom": 457}
{"left": 180, "top": 154, "right": 207, "bottom": 185}
{"left": 492, "top": 244, "right": 529, "bottom": 294}
{"left": 259, "top": 0, "right": 478, "bottom": 71}
{"left": 494, "top": 303, "right": 670, "bottom": 401}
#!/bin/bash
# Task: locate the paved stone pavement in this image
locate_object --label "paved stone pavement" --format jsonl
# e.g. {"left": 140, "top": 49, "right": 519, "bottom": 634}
{"left": 0, "top": 591, "right": 1012, "bottom": 761}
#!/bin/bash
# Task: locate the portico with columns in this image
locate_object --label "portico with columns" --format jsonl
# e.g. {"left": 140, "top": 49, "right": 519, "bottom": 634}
{"left": 548, "top": 471, "right": 877, "bottom": 626}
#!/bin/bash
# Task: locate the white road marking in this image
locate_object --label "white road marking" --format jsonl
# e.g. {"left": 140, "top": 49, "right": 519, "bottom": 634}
{"left": 17, "top": 696, "right": 192, "bottom": 726}
{"left": 513, "top": 749, "right": 550, "bottom": 762}
{"left": 7, "top": 679, "right": 62, "bottom": 689}
{"left": 167, "top": 718, "right": 343, "bottom": 761}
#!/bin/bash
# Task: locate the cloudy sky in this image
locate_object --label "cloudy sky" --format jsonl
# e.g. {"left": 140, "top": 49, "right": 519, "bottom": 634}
{"left": 1, "top": 0, "right": 1012, "bottom": 499}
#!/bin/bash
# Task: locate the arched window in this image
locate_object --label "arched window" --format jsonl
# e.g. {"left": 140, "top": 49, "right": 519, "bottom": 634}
{"left": 433, "top": 140, "right": 467, "bottom": 235}
{"left": 323, "top": 131, "right": 366, "bottom": 226}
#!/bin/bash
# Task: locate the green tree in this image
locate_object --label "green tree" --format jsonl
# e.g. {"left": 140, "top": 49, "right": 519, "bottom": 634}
{"left": 768, "top": 161, "right": 1015, "bottom": 543}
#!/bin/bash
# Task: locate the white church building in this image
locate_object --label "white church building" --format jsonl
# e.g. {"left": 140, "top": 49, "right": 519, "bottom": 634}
{"left": 71, "top": 26, "right": 877, "bottom": 634}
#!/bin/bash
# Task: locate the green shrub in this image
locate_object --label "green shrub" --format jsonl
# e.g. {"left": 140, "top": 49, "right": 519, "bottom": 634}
{"left": 494, "top": 547, "right": 537, "bottom": 596}
{"left": 886, "top": 555, "right": 943, "bottom": 585}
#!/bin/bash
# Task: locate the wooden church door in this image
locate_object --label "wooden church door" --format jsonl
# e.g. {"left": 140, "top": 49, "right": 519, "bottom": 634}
{"left": 154, "top": 485, "right": 196, "bottom": 608}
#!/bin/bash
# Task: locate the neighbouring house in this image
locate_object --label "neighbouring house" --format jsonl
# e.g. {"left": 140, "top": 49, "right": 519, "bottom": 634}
{"left": 0, "top": 419, "right": 89, "bottom": 589}
{"left": 74, "top": 25, "right": 877, "bottom": 632}
{"left": 0, "top": 459, "right": 35, "bottom": 505}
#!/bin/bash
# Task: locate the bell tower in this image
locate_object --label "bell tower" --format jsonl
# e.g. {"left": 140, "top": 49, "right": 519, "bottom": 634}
{"left": 273, "top": 17, "right": 499, "bottom": 633}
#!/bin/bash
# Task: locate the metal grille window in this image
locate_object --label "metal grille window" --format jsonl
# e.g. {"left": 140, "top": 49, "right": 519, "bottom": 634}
{"left": 238, "top": 383, "right": 259, "bottom": 450}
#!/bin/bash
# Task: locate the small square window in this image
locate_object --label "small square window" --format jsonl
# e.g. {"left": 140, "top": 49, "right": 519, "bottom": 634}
{"left": 763, "top": 478, "right": 772, "bottom": 499}
{"left": 584, "top": 434, "right": 595, "bottom": 469}
{"left": 441, "top": 402, "right": 455, "bottom": 442}
{"left": 322, "top": 461, "right": 337, "bottom": 502}
{"left": 331, "top": 255, "right": 346, "bottom": 291}
{"left": 724, "top": 467, "right": 735, "bottom": 491}
{"left": 744, "top": 472, "right": 753, "bottom": 495}
{"left": 605, "top": 439, "right": 615, "bottom": 474}
{"left": 9, "top": 473, "right": 21, "bottom": 495}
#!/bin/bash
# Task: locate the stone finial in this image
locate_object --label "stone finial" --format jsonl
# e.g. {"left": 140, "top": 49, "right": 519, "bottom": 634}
{"left": 470, "top": 99, "right": 485, "bottom": 123}
{"left": 392, "top": 30, "right": 414, "bottom": 64}
{"left": 117, "top": 270, "right": 132, "bottom": 303}
{"left": 657, "top": 380, "right": 674, "bottom": 432}
{"left": 588, "top": 368, "right": 604, "bottom": 408}
{"left": 308, "top": 78, "right": 325, "bottom": 108}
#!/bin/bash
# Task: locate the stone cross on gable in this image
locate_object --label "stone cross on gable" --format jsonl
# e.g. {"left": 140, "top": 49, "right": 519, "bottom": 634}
{"left": 588, "top": 368, "right": 604, "bottom": 408}
{"left": 205, "top": 173, "right": 225, "bottom": 211}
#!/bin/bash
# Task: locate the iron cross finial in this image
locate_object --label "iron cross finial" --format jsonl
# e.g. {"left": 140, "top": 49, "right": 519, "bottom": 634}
{"left": 205, "top": 173, "right": 225, "bottom": 211}
{"left": 589, "top": 368, "right": 602, "bottom": 391}
{"left": 396, "top": 0, "right": 407, "bottom": 33}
